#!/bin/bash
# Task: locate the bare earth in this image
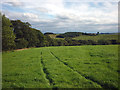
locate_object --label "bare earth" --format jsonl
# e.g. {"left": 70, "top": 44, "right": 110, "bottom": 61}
{"left": 15, "top": 48, "right": 29, "bottom": 51}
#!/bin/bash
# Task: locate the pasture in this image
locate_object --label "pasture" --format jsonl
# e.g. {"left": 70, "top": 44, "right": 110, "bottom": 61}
{"left": 73, "top": 34, "right": 118, "bottom": 41}
{"left": 2, "top": 45, "right": 119, "bottom": 88}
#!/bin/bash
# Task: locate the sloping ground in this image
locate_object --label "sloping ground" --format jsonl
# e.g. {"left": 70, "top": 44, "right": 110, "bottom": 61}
{"left": 48, "top": 34, "right": 57, "bottom": 39}
{"left": 73, "top": 34, "right": 118, "bottom": 41}
{"left": 48, "top": 34, "right": 64, "bottom": 40}
{"left": 2, "top": 45, "right": 119, "bottom": 88}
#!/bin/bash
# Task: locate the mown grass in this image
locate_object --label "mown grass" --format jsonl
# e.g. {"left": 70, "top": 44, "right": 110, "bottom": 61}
{"left": 2, "top": 45, "right": 119, "bottom": 88}
{"left": 49, "top": 45, "right": 118, "bottom": 88}
{"left": 2, "top": 49, "right": 50, "bottom": 88}
{"left": 41, "top": 48, "right": 101, "bottom": 88}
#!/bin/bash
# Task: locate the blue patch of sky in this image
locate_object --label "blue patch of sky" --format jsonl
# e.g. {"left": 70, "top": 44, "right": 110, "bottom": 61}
{"left": 34, "top": 12, "right": 55, "bottom": 19}
{"left": 110, "top": 2, "right": 118, "bottom": 5}
{"left": 2, "top": 4, "right": 55, "bottom": 19}
{"left": 64, "top": 2, "right": 105, "bottom": 10}
{"left": 38, "top": 13, "right": 55, "bottom": 19}
{"left": 2, "top": 4, "right": 26, "bottom": 13}
{"left": 64, "top": 2, "right": 85, "bottom": 8}
{"left": 47, "top": 14, "right": 55, "bottom": 19}
{"left": 23, "top": 7, "right": 56, "bottom": 19}
{"left": 88, "top": 2, "right": 104, "bottom": 8}
{"left": 63, "top": 2, "right": 73, "bottom": 8}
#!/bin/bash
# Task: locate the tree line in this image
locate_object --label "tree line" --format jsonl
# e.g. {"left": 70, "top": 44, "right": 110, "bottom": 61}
{"left": 56, "top": 32, "right": 100, "bottom": 38}
{"left": 2, "top": 14, "right": 119, "bottom": 51}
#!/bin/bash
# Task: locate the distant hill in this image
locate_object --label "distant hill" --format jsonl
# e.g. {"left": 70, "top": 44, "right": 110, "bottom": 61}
{"left": 56, "top": 32, "right": 98, "bottom": 38}
{"left": 46, "top": 32, "right": 119, "bottom": 44}
{"left": 73, "top": 34, "right": 118, "bottom": 42}
{"left": 44, "top": 32, "right": 55, "bottom": 35}
{"left": 100, "top": 33, "right": 118, "bottom": 34}
{"left": 45, "top": 32, "right": 119, "bottom": 42}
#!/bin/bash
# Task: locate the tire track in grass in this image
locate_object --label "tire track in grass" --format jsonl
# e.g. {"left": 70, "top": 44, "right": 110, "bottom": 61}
{"left": 50, "top": 51, "right": 118, "bottom": 89}
{"left": 42, "top": 50, "right": 101, "bottom": 88}
{"left": 50, "top": 51, "right": 105, "bottom": 88}
{"left": 40, "top": 52, "right": 53, "bottom": 87}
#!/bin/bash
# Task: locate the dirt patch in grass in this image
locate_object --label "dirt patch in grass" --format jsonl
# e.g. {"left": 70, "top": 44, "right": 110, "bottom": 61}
{"left": 15, "top": 48, "right": 29, "bottom": 51}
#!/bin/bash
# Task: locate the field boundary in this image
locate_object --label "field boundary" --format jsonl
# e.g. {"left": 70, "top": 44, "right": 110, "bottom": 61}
{"left": 15, "top": 48, "right": 29, "bottom": 51}
{"left": 50, "top": 51, "right": 117, "bottom": 88}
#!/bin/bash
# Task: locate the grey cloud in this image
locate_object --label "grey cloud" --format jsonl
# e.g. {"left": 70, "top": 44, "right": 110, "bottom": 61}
{"left": 35, "top": 7, "right": 49, "bottom": 13}
{"left": 5, "top": 11, "right": 117, "bottom": 33}
{"left": 30, "top": 17, "right": 118, "bottom": 33}
{"left": 56, "top": 15, "right": 70, "bottom": 20}
{"left": 4, "top": 2, "right": 24, "bottom": 7}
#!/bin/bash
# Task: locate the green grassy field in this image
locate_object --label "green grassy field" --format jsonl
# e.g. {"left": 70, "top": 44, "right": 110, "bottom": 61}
{"left": 73, "top": 34, "right": 118, "bottom": 41}
{"left": 2, "top": 45, "right": 119, "bottom": 88}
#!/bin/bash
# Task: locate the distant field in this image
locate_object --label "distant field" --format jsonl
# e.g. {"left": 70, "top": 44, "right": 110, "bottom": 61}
{"left": 2, "top": 45, "right": 119, "bottom": 88}
{"left": 50, "top": 34, "right": 119, "bottom": 42}
{"left": 73, "top": 34, "right": 118, "bottom": 41}
{"left": 48, "top": 34, "right": 64, "bottom": 40}
{"left": 48, "top": 34, "right": 57, "bottom": 39}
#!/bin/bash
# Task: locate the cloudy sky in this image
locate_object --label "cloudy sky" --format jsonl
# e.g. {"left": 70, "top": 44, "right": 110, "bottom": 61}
{"left": 1, "top": 0, "right": 119, "bottom": 33}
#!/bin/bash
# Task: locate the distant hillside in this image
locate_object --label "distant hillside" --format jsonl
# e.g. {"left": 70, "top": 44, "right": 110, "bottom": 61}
{"left": 47, "top": 34, "right": 57, "bottom": 39}
{"left": 73, "top": 34, "right": 119, "bottom": 42}
{"left": 44, "top": 32, "right": 58, "bottom": 39}
{"left": 100, "top": 33, "right": 118, "bottom": 34}
{"left": 45, "top": 32, "right": 119, "bottom": 45}
{"left": 45, "top": 32, "right": 119, "bottom": 42}
{"left": 56, "top": 32, "right": 99, "bottom": 38}
{"left": 44, "top": 32, "right": 54, "bottom": 35}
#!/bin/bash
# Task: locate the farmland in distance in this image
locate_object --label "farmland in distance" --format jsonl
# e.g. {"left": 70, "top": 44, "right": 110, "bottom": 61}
{"left": 73, "top": 34, "right": 118, "bottom": 41}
